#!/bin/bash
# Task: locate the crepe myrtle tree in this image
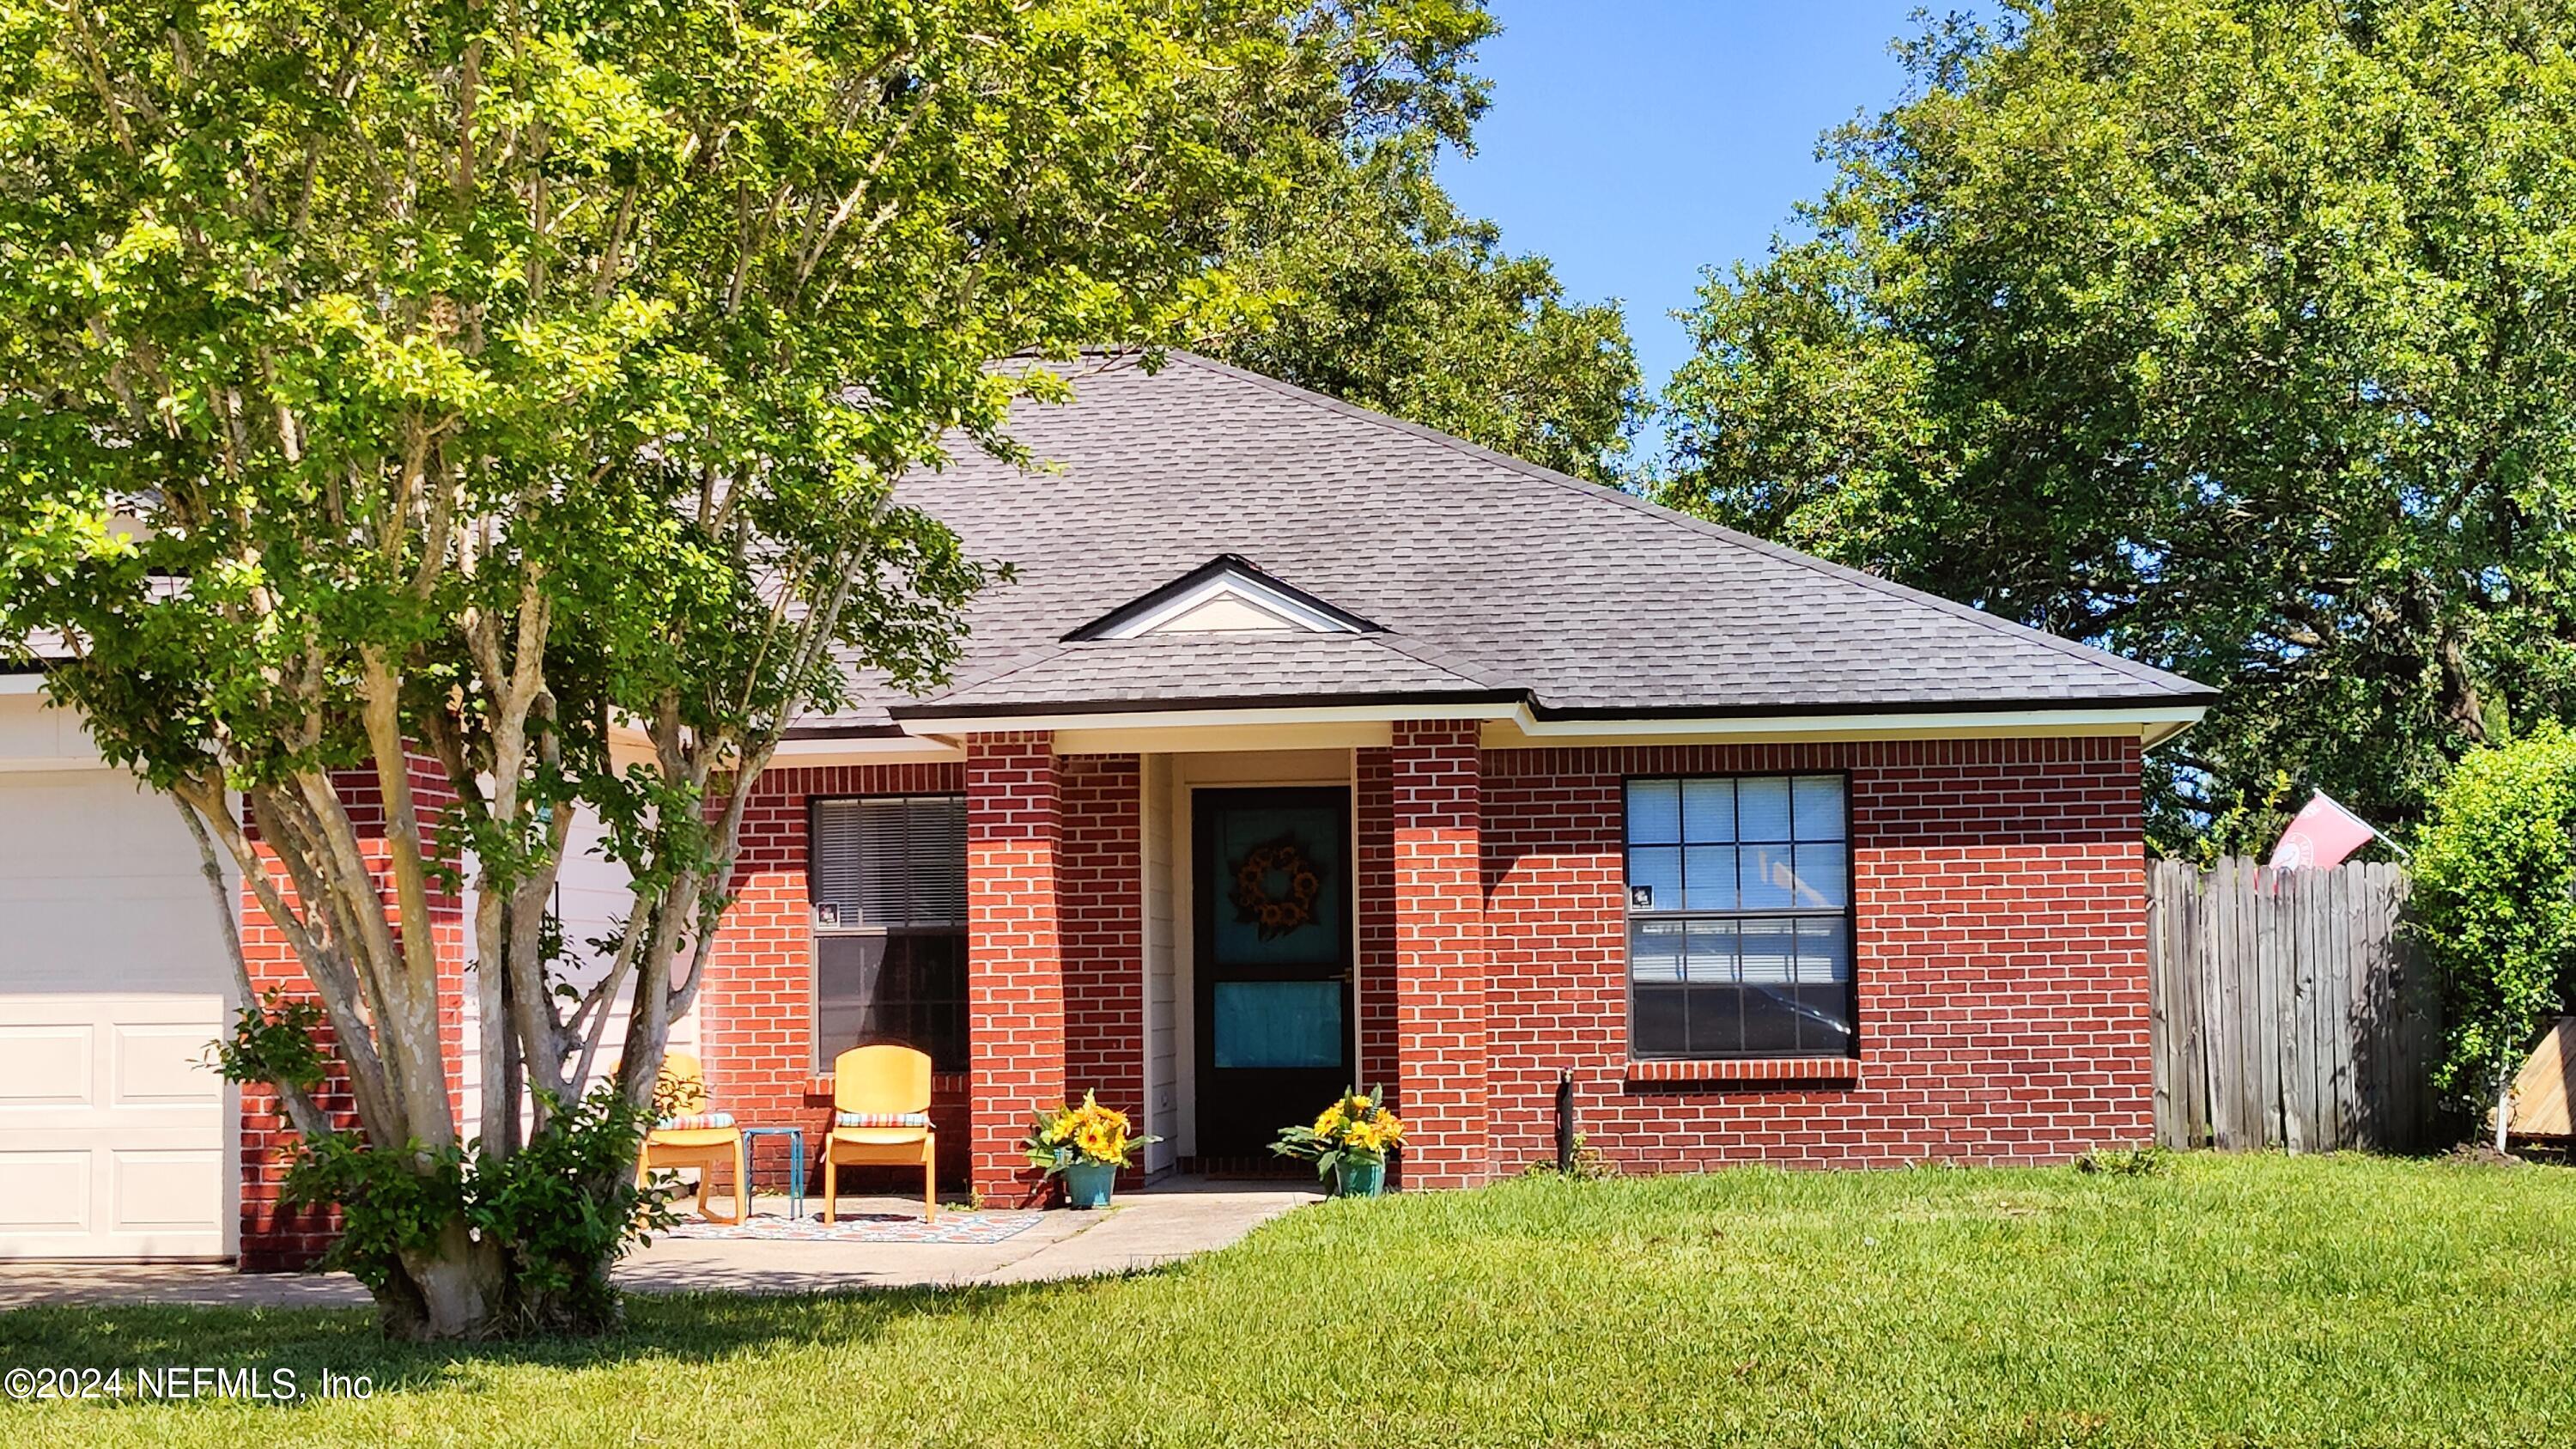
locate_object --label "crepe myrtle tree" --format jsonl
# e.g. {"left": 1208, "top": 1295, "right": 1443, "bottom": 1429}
{"left": 0, "top": 0, "right": 1488, "bottom": 1337}
{"left": 2409, "top": 726, "right": 2576, "bottom": 1152}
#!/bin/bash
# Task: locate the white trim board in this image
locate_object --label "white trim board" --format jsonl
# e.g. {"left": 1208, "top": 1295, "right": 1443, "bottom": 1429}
{"left": 896, "top": 699, "right": 2206, "bottom": 749}
{"left": 773, "top": 734, "right": 967, "bottom": 765}
{"left": 1093, "top": 565, "right": 1360, "bottom": 638}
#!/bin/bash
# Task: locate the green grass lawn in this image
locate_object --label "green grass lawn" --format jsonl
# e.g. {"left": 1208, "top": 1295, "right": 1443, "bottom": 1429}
{"left": 6, "top": 1153, "right": 2573, "bottom": 1446}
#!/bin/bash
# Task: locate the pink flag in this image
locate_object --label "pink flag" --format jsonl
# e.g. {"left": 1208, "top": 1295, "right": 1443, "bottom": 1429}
{"left": 2267, "top": 791, "right": 2380, "bottom": 871}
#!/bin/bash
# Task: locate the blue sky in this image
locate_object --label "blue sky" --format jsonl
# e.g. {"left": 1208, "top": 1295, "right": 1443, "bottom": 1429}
{"left": 1437, "top": 2, "right": 1924, "bottom": 454}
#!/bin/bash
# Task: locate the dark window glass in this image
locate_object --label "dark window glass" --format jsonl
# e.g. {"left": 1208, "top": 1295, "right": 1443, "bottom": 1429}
{"left": 1625, "top": 775, "right": 1855, "bottom": 1058}
{"left": 811, "top": 795, "right": 968, "bottom": 1073}
{"left": 1632, "top": 985, "right": 1689, "bottom": 1057}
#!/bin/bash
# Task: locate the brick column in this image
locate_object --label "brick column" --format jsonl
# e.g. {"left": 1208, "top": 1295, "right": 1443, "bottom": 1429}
{"left": 1355, "top": 747, "right": 1400, "bottom": 1094}
{"left": 701, "top": 775, "right": 812, "bottom": 1190}
{"left": 967, "top": 732, "right": 1067, "bottom": 1205}
{"left": 1060, "top": 754, "right": 1148, "bottom": 1186}
{"left": 238, "top": 760, "right": 466, "bottom": 1269}
{"left": 1388, "top": 721, "right": 1490, "bottom": 1189}
{"left": 238, "top": 858, "right": 360, "bottom": 1270}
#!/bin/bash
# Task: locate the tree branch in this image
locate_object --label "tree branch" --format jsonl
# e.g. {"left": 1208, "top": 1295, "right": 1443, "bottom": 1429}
{"left": 172, "top": 793, "right": 331, "bottom": 1141}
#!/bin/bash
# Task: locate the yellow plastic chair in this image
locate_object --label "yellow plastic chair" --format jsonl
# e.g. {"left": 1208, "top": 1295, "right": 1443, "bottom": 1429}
{"left": 822, "top": 1044, "right": 937, "bottom": 1224}
{"left": 634, "top": 1052, "right": 748, "bottom": 1225}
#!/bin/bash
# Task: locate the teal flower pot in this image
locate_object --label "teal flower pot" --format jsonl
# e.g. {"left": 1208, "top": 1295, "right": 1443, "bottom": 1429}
{"left": 1334, "top": 1157, "right": 1387, "bottom": 1198}
{"left": 1062, "top": 1160, "right": 1116, "bottom": 1209}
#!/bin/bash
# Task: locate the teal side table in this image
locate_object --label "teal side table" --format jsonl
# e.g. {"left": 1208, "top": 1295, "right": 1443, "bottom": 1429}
{"left": 738, "top": 1125, "right": 807, "bottom": 1220}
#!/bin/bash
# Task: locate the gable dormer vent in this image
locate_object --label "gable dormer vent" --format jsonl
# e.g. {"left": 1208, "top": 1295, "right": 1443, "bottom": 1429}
{"left": 1069, "top": 556, "right": 1378, "bottom": 641}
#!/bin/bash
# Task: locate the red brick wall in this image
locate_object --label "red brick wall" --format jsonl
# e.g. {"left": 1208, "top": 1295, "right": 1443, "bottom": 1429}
{"left": 681, "top": 731, "right": 2149, "bottom": 1202}
{"left": 237, "top": 860, "right": 359, "bottom": 1270}
{"left": 1481, "top": 736, "right": 2151, "bottom": 1172}
{"left": 1388, "top": 721, "right": 1491, "bottom": 1188}
{"left": 238, "top": 759, "right": 465, "bottom": 1270}
{"left": 1060, "top": 754, "right": 1147, "bottom": 1185}
{"left": 702, "top": 760, "right": 969, "bottom": 1195}
{"left": 966, "top": 734, "right": 1066, "bottom": 1204}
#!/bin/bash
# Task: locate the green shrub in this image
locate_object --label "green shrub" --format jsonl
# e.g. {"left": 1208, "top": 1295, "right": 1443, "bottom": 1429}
{"left": 211, "top": 989, "right": 329, "bottom": 1096}
{"left": 2074, "top": 1143, "right": 2172, "bottom": 1178}
{"left": 283, "top": 1087, "right": 668, "bottom": 1335}
{"left": 2408, "top": 723, "right": 2576, "bottom": 1146}
{"left": 1519, "top": 1133, "right": 1619, "bottom": 1182}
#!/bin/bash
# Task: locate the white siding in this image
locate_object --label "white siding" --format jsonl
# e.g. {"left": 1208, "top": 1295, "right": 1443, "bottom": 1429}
{"left": 457, "top": 804, "right": 691, "bottom": 1141}
{"left": 1142, "top": 754, "right": 1179, "bottom": 1172}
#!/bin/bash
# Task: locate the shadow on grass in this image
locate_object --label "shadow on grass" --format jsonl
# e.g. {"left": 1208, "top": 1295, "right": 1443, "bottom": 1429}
{"left": 0, "top": 1275, "right": 1113, "bottom": 1403}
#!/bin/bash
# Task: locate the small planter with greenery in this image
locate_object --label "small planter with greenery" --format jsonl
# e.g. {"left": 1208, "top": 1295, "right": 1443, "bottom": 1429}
{"left": 1024, "top": 1092, "right": 1157, "bottom": 1209}
{"left": 1273, "top": 1087, "right": 1405, "bottom": 1196}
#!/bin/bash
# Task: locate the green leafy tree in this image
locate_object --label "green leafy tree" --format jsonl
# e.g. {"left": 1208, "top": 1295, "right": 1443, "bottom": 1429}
{"left": 0, "top": 0, "right": 1478, "bottom": 1338}
{"left": 2408, "top": 726, "right": 2576, "bottom": 1150}
{"left": 1215, "top": 133, "right": 1643, "bottom": 483}
{"left": 1162, "top": 3, "right": 1640, "bottom": 482}
{"left": 1658, "top": 0, "right": 2576, "bottom": 853}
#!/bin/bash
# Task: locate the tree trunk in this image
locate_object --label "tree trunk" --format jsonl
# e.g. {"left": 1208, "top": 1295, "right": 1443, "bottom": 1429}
{"left": 384, "top": 1220, "right": 507, "bottom": 1342}
{"left": 2494, "top": 1053, "right": 2514, "bottom": 1154}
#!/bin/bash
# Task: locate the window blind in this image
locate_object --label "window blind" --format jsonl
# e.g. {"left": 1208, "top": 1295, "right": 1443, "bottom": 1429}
{"left": 811, "top": 795, "right": 966, "bottom": 928}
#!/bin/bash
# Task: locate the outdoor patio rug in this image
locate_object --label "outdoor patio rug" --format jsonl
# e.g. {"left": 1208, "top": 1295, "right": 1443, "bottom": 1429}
{"left": 659, "top": 1211, "right": 1045, "bottom": 1245}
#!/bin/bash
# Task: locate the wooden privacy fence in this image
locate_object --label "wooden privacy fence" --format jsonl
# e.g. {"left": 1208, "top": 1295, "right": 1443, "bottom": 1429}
{"left": 2147, "top": 857, "right": 2444, "bottom": 1153}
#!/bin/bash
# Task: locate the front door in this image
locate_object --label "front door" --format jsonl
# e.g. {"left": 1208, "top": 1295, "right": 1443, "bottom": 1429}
{"left": 1193, "top": 787, "right": 1353, "bottom": 1159}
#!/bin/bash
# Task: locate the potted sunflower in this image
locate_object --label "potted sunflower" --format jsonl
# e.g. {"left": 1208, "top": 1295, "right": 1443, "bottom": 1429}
{"left": 1273, "top": 1087, "right": 1404, "bottom": 1197}
{"left": 1023, "top": 1091, "right": 1157, "bottom": 1209}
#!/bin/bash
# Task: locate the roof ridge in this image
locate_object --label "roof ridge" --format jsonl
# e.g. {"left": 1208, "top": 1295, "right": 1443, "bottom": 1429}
{"left": 1050, "top": 629, "right": 1497, "bottom": 688}
{"left": 889, "top": 629, "right": 1528, "bottom": 719}
{"left": 907, "top": 636, "right": 1080, "bottom": 705}
{"left": 1358, "top": 630, "right": 1517, "bottom": 691}
{"left": 1154, "top": 350, "right": 2207, "bottom": 698}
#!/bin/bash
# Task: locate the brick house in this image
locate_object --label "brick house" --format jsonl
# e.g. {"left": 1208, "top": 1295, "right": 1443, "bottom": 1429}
{"left": 702, "top": 352, "right": 2208, "bottom": 1200}
{"left": 0, "top": 351, "right": 2210, "bottom": 1263}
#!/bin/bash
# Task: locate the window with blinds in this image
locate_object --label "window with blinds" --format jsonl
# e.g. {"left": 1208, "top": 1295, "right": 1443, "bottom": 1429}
{"left": 809, "top": 795, "right": 968, "bottom": 1073}
{"left": 1625, "top": 775, "right": 1856, "bottom": 1059}
{"left": 811, "top": 795, "right": 966, "bottom": 928}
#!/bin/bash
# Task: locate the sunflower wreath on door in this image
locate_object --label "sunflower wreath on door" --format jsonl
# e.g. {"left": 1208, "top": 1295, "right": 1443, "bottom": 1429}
{"left": 1231, "top": 834, "right": 1322, "bottom": 940}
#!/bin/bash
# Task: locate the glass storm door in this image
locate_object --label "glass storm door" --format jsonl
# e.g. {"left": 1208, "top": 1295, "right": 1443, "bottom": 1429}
{"left": 1193, "top": 788, "right": 1353, "bottom": 1158}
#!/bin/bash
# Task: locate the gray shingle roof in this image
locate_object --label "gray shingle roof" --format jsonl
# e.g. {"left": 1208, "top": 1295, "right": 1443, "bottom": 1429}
{"left": 907, "top": 632, "right": 1509, "bottom": 714}
{"left": 819, "top": 350, "right": 2210, "bottom": 730}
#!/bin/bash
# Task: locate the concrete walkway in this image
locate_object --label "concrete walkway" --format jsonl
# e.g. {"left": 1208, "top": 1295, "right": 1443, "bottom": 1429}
{"left": 0, "top": 1178, "right": 1317, "bottom": 1310}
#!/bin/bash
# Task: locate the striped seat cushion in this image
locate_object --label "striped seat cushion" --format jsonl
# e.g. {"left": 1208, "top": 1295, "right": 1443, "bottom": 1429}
{"left": 835, "top": 1111, "right": 932, "bottom": 1129}
{"left": 654, "top": 1111, "right": 735, "bottom": 1130}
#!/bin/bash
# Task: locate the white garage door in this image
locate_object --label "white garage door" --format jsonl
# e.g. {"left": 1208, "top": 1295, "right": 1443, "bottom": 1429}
{"left": 0, "top": 765, "right": 234, "bottom": 1260}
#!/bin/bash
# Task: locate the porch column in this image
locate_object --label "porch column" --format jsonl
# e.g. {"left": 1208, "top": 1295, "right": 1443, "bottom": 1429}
{"left": 1060, "top": 754, "right": 1148, "bottom": 1185}
{"left": 966, "top": 731, "right": 1067, "bottom": 1205}
{"left": 1388, "top": 720, "right": 1491, "bottom": 1188}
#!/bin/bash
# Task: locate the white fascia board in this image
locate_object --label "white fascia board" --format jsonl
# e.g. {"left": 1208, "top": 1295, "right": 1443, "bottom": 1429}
{"left": 1054, "top": 721, "right": 1394, "bottom": 755}
{"left": 890, "top": 698, "right": 2208, "bottom": 746}
{"left": 1504, "top": 703, "right": 2210, "bottom": 740}
{"left": 2141, "top": 713, "right": 2201, "bottom": 751}
{"left": 896, "top": 699, "right": 1522, "bottom": 735}
{"left": 773, "top": 733, "right": 967, "bottom": 763}
{"left": 0, "top": 673, "right": 48, "bottom": 696}
{"left": 1097, "top": 569, "right": 1357, "bottom": 637}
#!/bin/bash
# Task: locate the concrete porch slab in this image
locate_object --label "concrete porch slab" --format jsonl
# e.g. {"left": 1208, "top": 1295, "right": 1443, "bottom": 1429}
{"left": 0, "top": 1178, "right": 1318, "bottom": 1310}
